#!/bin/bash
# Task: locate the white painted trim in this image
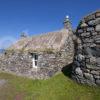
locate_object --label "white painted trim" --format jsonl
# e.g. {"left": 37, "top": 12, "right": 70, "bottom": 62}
{"left": 32, "top": 55, "right": 38, "bottom": 68}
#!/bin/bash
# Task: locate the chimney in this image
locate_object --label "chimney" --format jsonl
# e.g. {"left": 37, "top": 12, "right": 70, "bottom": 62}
{"left": 20, "top": 32, "right": 27, "bottom": 38}
{"left": 63, "top": 15, "right": 72, "bottom": 31}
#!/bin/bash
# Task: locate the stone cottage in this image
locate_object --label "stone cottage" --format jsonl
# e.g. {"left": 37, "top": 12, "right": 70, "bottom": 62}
{"left": 0, "top": 16, "right": 74, "bottom": 79}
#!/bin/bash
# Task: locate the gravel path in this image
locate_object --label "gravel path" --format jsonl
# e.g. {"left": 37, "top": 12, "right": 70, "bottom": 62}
{"left": 0, "top": 79, "right": 7, "bottom": 86}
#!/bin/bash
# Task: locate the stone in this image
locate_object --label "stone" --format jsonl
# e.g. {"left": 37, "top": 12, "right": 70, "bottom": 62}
{"left": 94, "top": 37, "right": 100, "bottom": 44}
{"left": 80, "top": 22, "right": 88, "bottom": 28}
{"left": 84, "top": 47, "right": 93, "bottom": 56}
{"left": 96, "top": 79, "right": 100, "bottom": 85}
{"left": 88, "top": 18, "right": 100, "bottom": 26}
{"left": 77, "top": 54, "right": 85, "bottom": 61}
{"left": 86, "top": 64, "right": 95, "bottom": 69}
{"left": 75, "top": 67, "right": 83, "bottom": 76}
{"left": 84, "top": 73, "right": 94, "bottom": 81}
{"left": 94, "top": 18, "right": 100, "bottom": 25}
{"left": 71, "top": 75, "right": 81, "bottom": 83}
{"left": 87, "top": 27, "right": 94, "bottom": 32}
{"left": 74, "top": 61, "right": 80, "bottom": 67}
{"left": 96, "top": 58, "right": 100, "bottom": 66}
{"left": 94, "top": 75, "right": 100, "bottom": 79}
{"left": 94, "top": 34, "right": 100, "bottom": 38}
{"left": 77, "top": 29, "right": 83, "bottom": 33}
{"left": 77, "top": 38, "right": 81, "bottom": 44}
{"left": 96, "top": 12, "right": 100, "bottom": 18}
{"left": 91, "top": 71, "right": 99, "bottom": 75}
{"left": 88, "top": 20, "right": 95, "bottom": 26}
{"left": 90, "top": 43, "right": 96, "bottom": 47}
{"left": 84, "top": 14, "right": 95, "bottom": 21}
{"left": 92, "top": 32, "right": 97, "bottom": 36}
{"left": 85, "top": 58, "right": 90, "bottom": 63}
{"left": 95, "top": 24, "right": 100, "bottom": 32}
{"left": 90, "top": 57, "right": 96, "bottom": 64}
{"left": 78, "top": 44, "right": 82, "bottom": 50}
{"left": 82, "top": 39, "right": 92, "bottom": 43}
{"left": 81, "top": 32, "right": 90, "bottom": 37}
{"left": 85, "top": 47, "right": 100, "bottom": 57}
{"left": 97, "top": 64, "right": 100, "bottom": 67}
{"left": 86, "top": 80, "right": 96, "bottom": 86}
{"left": 81, "top": 67, "right": 90, "bottom": 73}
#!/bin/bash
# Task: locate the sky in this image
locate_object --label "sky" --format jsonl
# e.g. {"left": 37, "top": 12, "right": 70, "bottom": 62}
{"left": 0, "top": 0, "right": 100, "bottom": 49}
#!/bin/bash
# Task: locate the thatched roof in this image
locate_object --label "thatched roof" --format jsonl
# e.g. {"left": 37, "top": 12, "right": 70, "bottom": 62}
{"left": 8, "top": 29, "right": 71, "bottom": 52}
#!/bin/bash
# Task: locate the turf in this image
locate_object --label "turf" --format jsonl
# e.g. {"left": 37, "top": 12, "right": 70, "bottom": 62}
{"left": 0, "top": 72, "right": 100, "bottom": 100}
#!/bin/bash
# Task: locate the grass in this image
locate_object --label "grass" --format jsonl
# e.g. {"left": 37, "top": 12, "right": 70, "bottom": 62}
{"left": 0, "top": 72, "right": 100, "bottom": 100}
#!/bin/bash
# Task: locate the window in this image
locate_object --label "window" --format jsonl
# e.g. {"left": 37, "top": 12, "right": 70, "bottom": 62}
{"left": 32, "top": 53, "right": 38, "bottom": 68}
{"left": 34, "top": 54, "right": 38, "bottom": 66}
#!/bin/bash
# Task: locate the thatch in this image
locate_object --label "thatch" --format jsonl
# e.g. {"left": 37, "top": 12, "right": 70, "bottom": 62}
{"left": 8, "top": 29, "right": 71, "bottom": 52}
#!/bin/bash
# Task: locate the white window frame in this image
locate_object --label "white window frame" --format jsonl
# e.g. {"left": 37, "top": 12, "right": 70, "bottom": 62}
{"left": 32, "top": 53, "right": 38, "bottom": 68}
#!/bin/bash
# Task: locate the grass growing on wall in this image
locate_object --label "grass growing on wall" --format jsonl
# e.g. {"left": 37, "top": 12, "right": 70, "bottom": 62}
{"left": 0, "top": 72, "right": 100, "bottom": 100}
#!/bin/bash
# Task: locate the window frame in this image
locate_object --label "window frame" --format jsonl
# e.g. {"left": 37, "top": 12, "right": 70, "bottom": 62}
{"left": 30, "top": 53, "right": 38, "bottom": 68}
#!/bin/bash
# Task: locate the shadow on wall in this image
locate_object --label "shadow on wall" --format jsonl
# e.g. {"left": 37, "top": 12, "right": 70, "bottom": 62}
{"left": 61, "top": 63, "right": 73, "bottom": 78}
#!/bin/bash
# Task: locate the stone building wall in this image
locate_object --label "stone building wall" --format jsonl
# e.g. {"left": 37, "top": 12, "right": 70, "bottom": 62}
{"left": 72, "top": 10, "right": 100, "bottom": 86}
{"left": 0, "top": 33, "right": 74, "bottom": 79}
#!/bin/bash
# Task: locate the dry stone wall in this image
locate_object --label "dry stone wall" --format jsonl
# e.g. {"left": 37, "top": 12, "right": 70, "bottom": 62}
{"left": 72, "top": 10, "right": 100, "bottom": 86}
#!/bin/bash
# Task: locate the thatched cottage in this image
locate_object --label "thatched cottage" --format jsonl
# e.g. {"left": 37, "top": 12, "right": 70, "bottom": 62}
{"left": 0, "top": 16, "right": 74, "bottom": 79}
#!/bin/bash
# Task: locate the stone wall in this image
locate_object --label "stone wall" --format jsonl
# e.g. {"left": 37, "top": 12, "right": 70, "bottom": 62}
{"left": 0, "top": 33, "right": 74, "bottom": 79}
{"left": 72, "top": 10, "right": 100, "bottom": 86}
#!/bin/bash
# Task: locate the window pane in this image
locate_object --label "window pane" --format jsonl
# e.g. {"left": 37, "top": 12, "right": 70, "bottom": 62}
{"left": 35, "top": 55, "right": 38, "bottom": 60}
{"left": 35, "top": 61, "right": 37, "bottom": 66}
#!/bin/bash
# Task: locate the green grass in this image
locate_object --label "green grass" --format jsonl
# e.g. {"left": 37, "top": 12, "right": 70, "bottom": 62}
{"left": 0, "top": 72, "right": 100, "bottom": 100}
